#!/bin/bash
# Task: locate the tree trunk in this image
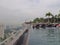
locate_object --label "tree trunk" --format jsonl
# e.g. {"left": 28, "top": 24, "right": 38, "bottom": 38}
{"left": 57, "top": 18, "right": 58, "bottom": 23}
{"left": 54, "top": 18, "right": 55, "bottom": 23}
{"left": 48, "top": 16, "right": 50, "bottom": 24}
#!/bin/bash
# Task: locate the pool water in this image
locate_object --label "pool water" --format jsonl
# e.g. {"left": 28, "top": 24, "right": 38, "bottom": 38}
{"left": 29, "top": 28, "right": 60, "bottom": 45}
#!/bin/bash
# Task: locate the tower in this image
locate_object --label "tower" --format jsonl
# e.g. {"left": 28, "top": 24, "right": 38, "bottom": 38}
{"left": 0, "top": 24, "right": 4, "bottom": 38}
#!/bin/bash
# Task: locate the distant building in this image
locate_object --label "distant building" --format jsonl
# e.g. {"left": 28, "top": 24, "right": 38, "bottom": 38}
{"left": 0, "top": 24, "right": 5, "bottom": 38}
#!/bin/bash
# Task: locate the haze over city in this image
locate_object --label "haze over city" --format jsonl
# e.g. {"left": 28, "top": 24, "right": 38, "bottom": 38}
{"left": 0, "top": 0, "right": 60, "bottom": 24}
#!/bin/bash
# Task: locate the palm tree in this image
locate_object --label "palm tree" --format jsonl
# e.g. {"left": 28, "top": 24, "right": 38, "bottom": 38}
{"left": 33, "top": 18, "right": 40, "bottom": 23}
{"left": 51, "top": 15, "right": 55, "bottom": 22}
{"left": 55, "top": 15, "right": 58, "bottom": 23}
{"left": 45, "top": 12, "right": 53, "bottom": 23}
{"left": 40, "top": 18, "right": 44, "bottom": 23}
{"left": 58, "top": 13, "right": 60, "bottom": 18}
{"left": 58, "top": 13, "right": 60, "bottom": 23}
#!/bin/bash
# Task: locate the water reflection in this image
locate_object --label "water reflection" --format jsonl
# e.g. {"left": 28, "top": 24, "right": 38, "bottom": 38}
{"left": 47, "top": 29, "right": 55, "bottom": 37}
{"left": 29, "top": 28, "right": 60, "bottom": 45}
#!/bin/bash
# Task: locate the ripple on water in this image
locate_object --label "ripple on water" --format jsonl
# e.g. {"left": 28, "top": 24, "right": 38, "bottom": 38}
{"left": 29, "top": 28, "right": 60, "bottom": 45}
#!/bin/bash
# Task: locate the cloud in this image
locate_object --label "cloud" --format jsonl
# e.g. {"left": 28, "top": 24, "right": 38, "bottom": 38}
{"left": 0, "top": 0, "right": 60, "bottom": 24}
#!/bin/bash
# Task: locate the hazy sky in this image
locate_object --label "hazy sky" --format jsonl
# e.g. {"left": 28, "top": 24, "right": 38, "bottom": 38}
{"left": 0, "top": 0, "right": 60, "bottom": 24}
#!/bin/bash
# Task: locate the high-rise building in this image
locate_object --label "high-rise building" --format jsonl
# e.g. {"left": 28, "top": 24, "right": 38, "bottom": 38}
{"left": 0, "top": 24, "right": 4, "bottom": 38}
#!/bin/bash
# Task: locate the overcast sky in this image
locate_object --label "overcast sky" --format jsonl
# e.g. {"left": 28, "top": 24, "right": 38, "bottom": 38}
{"left": 0, "top": 0, "right": 60, "bottom": 24}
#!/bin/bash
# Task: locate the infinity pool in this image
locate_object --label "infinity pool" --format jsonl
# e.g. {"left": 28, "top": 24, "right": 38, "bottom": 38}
{"left": 29, "top": 28, "right": 60, "bottom": 45}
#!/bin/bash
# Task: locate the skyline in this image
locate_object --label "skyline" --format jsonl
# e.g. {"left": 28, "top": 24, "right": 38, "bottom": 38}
{"left": 0, "top": 0, "right": 60, "bottom": 24}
